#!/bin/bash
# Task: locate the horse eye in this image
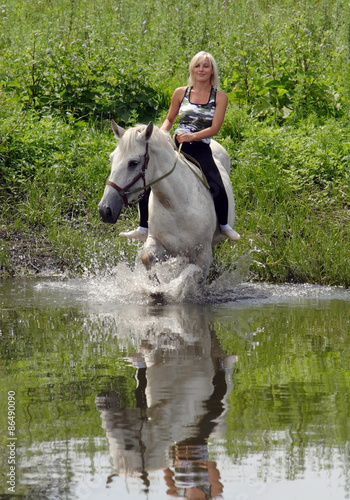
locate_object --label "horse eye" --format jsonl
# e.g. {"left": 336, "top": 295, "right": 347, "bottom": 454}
{"left": 128, "top": 160, "right": 139, "bottom": 168}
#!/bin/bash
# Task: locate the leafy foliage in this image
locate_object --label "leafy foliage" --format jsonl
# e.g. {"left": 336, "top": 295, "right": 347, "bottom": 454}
{"left": 223, "top": 10, "right": 343, "bottom": 121}
{"left": 2, "top": 30, "right": 161, "bottom": 123}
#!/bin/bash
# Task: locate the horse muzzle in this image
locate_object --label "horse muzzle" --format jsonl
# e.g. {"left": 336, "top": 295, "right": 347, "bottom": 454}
{"left": 98, "top": 204, "right": 117, "bottom": 224}
{"left": 98, "top": 191, "right": 124, "bottom": 224}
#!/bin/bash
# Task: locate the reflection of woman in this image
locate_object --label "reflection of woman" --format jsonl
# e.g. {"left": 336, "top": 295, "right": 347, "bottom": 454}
{"left": 120, "top": 51, "right": 240, "bottom": 244}
{"left": 164, "top": 445, "right": 223, "bottom": 500}
{"left": 163, "top": 363, "right": 228, "bottom": 499}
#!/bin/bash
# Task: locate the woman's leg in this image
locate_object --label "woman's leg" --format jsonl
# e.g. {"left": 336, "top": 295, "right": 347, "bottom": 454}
{"left": 139, "top": 189, "right": 150, "bottom": 228}
{"left": 179, "top": 141, "right": 240, "bottom": 242}
{"left": 119, "top": 189, "right": 150, "bottom": 241}
{"left": 120, "top": 142, "right": 240, "bottom": 242}
{"left": 179, "top": 141, "right": 228, "bottom": 225}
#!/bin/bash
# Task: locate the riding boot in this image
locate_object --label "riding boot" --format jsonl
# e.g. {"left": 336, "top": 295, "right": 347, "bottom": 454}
{"left": 221, "top": 228, "right": 241, "bottom": 242}
{"left": 119, "top": 227, "right": 148, "bottom": 242}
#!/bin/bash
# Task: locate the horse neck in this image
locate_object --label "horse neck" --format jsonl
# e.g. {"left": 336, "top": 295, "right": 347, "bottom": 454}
{"left": 149, "top": 144, "right": 191, "bottom": 199}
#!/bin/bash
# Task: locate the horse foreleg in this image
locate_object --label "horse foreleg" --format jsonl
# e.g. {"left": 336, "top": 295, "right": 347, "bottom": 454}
{"left": 191, "top": 245, "right": 212, "bottom": 284}
{"left": 140, "top": 236, "right": 168, "bottom": 270}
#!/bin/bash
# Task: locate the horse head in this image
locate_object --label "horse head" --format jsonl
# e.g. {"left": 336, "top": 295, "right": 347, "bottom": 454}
{"left": 98, "top": 121, "right": 154, "bottom": 224}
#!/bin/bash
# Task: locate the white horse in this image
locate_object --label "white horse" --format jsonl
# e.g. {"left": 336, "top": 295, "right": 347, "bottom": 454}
{"left": 98, "top": 121, "right": 236, "bottom": 281}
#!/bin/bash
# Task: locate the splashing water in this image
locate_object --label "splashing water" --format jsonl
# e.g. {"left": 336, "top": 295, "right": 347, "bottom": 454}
{"left": 39, "top": 253, "right": 253, "bottom": 306}
{"left": 35, "top": 250, "right": 350, "bottom": 308}
{"left": 90, "top": 252, "right": 259, "bottom": 305}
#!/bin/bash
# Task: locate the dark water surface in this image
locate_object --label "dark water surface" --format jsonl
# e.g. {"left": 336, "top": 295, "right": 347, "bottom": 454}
{"left": 1, "top": 270, "right": 350, "bottom": 500}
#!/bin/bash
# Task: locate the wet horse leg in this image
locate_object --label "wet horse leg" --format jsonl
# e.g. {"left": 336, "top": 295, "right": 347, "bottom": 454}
{"left": 140, "top": 236, "right": 169, "bottom": 270}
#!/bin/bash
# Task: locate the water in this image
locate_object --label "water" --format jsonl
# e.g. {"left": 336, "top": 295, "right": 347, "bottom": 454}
{"left": 1, "top": 262, "right": 350, "bottom": 500}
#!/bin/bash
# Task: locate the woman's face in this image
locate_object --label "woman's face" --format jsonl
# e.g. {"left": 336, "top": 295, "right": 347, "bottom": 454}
{"left": 192, "top": 57, "right": 213, "bottom": 84}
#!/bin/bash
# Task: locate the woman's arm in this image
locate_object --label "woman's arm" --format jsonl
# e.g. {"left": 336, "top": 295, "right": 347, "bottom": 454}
{"left": 160, "top": 87, "right": 186, "bottom": 131}
{"left": 176, "top": 90, "right": 228, "bottom": 143}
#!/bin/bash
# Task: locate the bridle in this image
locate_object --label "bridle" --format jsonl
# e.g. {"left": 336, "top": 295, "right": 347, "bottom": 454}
{"left": 106, "top": 143, "right": 150, "bottom": 207}
{"left": 105, "top": 140, "right": 210, "bottom": 208}
{"left": 106, "top": 141, "right": 181, "bottom": 207}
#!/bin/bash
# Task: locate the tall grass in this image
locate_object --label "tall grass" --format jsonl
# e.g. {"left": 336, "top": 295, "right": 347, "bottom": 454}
{"left": 0, "top": 0, "right": 349, "bottom": 285}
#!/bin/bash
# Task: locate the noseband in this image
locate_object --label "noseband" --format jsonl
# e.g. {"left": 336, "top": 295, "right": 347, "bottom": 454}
{"left": 106, "top": 143, "right": 150, "bottom": 207}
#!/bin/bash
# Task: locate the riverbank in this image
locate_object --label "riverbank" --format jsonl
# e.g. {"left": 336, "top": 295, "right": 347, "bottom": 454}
{"left": 0, "top": 228, "right": 62, "bottom": 276}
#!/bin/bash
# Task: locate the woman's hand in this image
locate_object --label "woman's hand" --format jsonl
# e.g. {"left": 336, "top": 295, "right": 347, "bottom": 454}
{"left": 176, "top": 132, "right": 195, "bottom": 143}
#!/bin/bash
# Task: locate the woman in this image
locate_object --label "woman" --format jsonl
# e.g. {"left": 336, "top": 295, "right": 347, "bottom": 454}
{"left": 120, "top": 51, "right": 240, "bottom": 243}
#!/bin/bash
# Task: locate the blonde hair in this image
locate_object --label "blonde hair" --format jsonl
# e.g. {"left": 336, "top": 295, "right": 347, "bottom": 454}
{"left": 188, "top": 51, "right": 220, "bottom": 89}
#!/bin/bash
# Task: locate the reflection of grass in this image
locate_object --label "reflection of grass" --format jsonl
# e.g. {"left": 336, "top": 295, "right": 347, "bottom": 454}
{"left": 0, "top": 308, "right": 138, "bottom": 449}
{"left": 1, "top": 297, "right": 349, "bottom": 494}
{"left": 214, "top": 302, "right": 350, "bottom": 476}
{"left": 0, "top": 319, "right": 138, "bottom": 495}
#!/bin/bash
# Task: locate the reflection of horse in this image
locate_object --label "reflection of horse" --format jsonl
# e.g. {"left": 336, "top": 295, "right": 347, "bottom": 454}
{"left": 95, "top": 305, "right": 237, "bottom": 498}
{"left": 98, "top": 122, "right": 236, "bottom": 281}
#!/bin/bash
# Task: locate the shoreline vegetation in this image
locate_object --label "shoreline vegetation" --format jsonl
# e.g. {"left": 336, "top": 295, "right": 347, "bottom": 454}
{"left": 0, "top": 0, "right": 349, "bottom": 286}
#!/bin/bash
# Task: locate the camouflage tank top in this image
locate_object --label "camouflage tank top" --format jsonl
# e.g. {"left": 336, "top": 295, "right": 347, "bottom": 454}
{"left": 175, "top": 86, "right": 217, "bottom": 144}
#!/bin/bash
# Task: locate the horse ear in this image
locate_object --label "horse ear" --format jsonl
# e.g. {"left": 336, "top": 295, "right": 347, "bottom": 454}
{"left": 111, "top": 120, "right": 125, "bottom": 139}
{"left": 140, "top": 122, "right": 154, "bottom": 143}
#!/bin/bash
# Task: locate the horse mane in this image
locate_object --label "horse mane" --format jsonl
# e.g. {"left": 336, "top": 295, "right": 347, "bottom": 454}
{"left": 118, "top": 124, "right": 176, "bottom": 155}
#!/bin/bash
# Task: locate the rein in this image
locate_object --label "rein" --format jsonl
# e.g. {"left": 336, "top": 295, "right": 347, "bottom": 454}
{"left": 106, "top": 139, "right": 209, "bottom": 207}
{"left": 176, "top": 146, "right": 210, "bottom": 190}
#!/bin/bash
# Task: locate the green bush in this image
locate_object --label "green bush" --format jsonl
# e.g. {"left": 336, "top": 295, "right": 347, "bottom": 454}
{"left": 222, "top": 10, "right": 343, "bottom": 121}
